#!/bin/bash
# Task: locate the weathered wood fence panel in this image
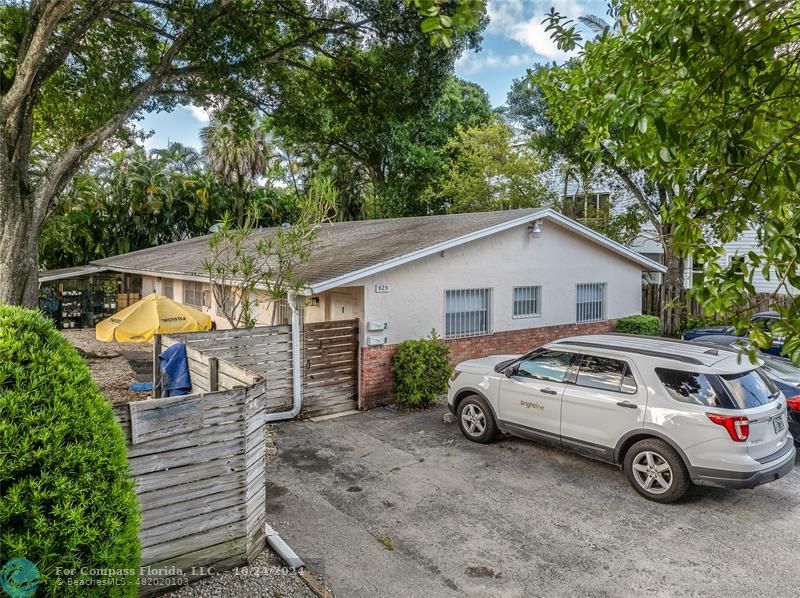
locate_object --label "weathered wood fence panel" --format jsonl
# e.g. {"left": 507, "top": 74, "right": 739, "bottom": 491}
{"left": 302, "top": 319, "right": 359, "bottom": 418}
{"left": 642, "top": 284, "right": 796, "bottom": 325}
{"left": 160, "top": 329, "right": 292, "bottom": 413}
{"left": 160, "top": 320, "right": 359, "bottom": 419}
{"left": 114, "top": 381, "right": 269, "bottom": 594}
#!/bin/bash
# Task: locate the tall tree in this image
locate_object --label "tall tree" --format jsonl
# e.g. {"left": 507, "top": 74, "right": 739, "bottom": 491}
{"left": 542, "top": 0, "right": 800, "bottom": 353}
{"left": 431, "top": 119, "right": 553, "bottom": 214}
{"left": 274, "top": 73, "right": 492, "bottom": 219}
{"left": 0, "top": 0, "right": 484, "bottom": 307}
{"left": 201, "top": 117, "right": 272, "bottom": 226}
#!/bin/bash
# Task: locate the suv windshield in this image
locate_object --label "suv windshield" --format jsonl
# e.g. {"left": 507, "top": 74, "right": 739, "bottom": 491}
{"left": 719, "top": 370, "right": 778, "bottom": 409}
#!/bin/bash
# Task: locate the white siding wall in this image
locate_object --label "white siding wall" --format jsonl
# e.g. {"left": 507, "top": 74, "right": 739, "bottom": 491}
{"left": 684, "top": 227, "right": 797, "bottom": 295}
{"left": 356, "top": 222, "right": 644, "bottom": 345}
{"left": 720, "top": 228, "right": 796, "bottom": 295}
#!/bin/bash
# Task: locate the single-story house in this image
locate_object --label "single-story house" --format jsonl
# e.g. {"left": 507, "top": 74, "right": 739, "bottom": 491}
{"left": 82, "top": 208, "right": 664, "bottom": 408}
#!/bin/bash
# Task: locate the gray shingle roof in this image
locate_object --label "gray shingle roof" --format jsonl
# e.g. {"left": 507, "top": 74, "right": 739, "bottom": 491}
{"left": 90, "top": 208, "right": 664, "bottom": 290}
{"left": 90, "top": 209, "right": 543, "bottom": 283}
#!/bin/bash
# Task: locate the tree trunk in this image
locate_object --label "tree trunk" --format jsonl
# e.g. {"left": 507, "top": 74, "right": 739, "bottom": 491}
{"left": 0, "top": 185, "right": 41, "bottom": 308}
{"left": 660, "top": 234, "right": 684, "bottom": 337}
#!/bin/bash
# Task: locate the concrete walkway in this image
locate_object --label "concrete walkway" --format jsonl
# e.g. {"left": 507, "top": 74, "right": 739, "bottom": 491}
{"left": 266, "top": 405, "right": 800, "bottom": 598}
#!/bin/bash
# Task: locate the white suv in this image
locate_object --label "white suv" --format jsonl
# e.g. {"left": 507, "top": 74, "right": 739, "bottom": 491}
{"left": 446, "top": 334, "right": 795, "bottom": 502}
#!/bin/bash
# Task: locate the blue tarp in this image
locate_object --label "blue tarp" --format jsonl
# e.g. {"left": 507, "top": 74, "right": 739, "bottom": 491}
{"left": 159, "top": 342, "right": 192, "bottom": 397}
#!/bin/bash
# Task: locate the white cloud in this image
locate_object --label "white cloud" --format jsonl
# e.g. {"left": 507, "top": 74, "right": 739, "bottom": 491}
{"left": 456, "top": 50, "right": 532, "bottom": 75}
{"left": 485, "top": 0, "right": 590, "bottom": 60}
{"left": 186, "top": 103, "right": 211, "bottom": 124}
{"left": 507, "top": 19, "right": 571, "bottom": 61}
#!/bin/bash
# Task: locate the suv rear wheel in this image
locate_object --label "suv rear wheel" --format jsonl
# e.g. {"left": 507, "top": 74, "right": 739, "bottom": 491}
{"left": 456, "top": 395, "right": 497, "bottom": 444}
{"left": 623, "top": 438, "right": 691, "bottom": 503}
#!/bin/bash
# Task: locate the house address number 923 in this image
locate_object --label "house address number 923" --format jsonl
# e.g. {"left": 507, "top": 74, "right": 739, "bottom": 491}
{"left": 375, "top": 283, "right": 390, "bottom": 293}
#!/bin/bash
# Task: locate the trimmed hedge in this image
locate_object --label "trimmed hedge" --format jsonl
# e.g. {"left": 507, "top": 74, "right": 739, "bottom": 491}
{"left": 392, "top": 332, "right": 453, "bottom": 408}
{"left": 615, "top": 314, "right": 661, "bottom": 336}
{"left": 0, "top": 306, "right": 140, "bottom": 596}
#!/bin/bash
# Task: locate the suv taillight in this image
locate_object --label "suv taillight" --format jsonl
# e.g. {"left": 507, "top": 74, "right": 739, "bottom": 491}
{"left": 707, "top": 413, "right": 750, "bottom": 442}
{"left": 786, "top": 396, "right": 800, "bottom": 412}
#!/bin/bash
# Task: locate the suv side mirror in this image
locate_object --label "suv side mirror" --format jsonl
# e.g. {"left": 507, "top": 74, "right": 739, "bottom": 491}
{"left": 504, "top": 366, "right": 516, "bottom": 378}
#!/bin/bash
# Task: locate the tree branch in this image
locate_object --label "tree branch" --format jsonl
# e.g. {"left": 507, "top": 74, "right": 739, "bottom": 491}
{"left": 1, "top": 0, "right": 78, "bottom": 121}
{"left": 599, "top": 142, "right": 660, "bottom": 230}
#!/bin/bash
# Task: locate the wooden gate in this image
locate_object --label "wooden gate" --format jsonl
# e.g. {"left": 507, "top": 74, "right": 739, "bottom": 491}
{"left": 302, "top": 319, "right": 359, "bottom": 418}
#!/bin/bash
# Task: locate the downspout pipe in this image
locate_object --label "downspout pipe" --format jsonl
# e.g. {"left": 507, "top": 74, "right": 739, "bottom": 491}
{"left": 265, "top": 292, "right": 303, "bottom": 422}
{"left": 264, "top": 524, "right": 304, "bottom": 570}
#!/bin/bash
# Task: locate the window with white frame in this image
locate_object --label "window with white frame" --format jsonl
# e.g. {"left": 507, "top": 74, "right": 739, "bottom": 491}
{"left": 183, "top": 281, "right": 204, "bottom": 307}
{"left": 576, "top": 283, "right": 606, "bottom": 323}
{"left": 162, "top": 278, "right": 173, "bottom": 299}
{"left": 513, "top": 285, "right": 541, "bottom": 318}
{"left": 444, "top": 288, "right": 492, "bottom": 339}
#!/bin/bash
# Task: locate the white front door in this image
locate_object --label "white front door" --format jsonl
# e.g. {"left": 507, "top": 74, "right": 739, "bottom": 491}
{"left": 498, "top": 350, "right": 577, "bottom": 438}
{"left": 560, "top": 353, "right": 647, "bottom": 459}
{"left": 328, "top": 293, "right": 353, "bottom": 320}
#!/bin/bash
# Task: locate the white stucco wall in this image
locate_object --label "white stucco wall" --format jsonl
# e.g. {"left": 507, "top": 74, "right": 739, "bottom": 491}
{"left": 354, "top": 221, "right": 645, "bottom": 345}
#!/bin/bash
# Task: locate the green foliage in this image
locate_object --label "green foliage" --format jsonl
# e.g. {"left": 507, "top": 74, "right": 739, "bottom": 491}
{"left": 0, "top": 306, "right": 140, "bottom": 596}
{"left": 203, "top": 177, "right": 338, "bottom": 328}
{"left": 683, "top": 315, "right": 730, "bottom": 333}
{"left": 431, "top": 118, "right": 553, "bottom": 213}
{"left": 392, "top": 331, "right": 453, "bottom": 407}
{"left": 408, "top": 0, "right": 487, "bottom": 48}
{"left": 274, "top": 74, "right": 492, "bottom": 219}
{"left": 38, "top": 142, "right": 298, "bottom": 270}
{"left": 615, "top": 315, "right": 661, "bottom": 336}
{"left": 541, "top": 0, "right": 800, "bottom": 356}
{"left": 201, "top": 117, "right": 273, "bottom": 226}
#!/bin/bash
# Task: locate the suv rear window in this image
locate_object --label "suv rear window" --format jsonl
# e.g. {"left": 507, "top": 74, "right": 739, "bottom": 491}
{"left": 719, "top": 370, "right": 778, "bottom": 409}
{"left": 655, "top": 368, "right": 778, "bottom": 409}
{"left": 655, "top": 369, "right": 727, "bottom": 407}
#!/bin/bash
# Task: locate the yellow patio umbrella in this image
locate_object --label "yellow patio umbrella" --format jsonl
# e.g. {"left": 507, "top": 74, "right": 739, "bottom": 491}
{"left": 96, "top": 293, "right": 212, "bottom": 342}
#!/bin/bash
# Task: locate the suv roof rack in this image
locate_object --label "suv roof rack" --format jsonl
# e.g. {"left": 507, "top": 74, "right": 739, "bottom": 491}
{"left": 553, "top": 339, "right": 705, "bottom": 366}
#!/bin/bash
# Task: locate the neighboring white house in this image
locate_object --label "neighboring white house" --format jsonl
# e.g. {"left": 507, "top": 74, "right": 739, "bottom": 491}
{"left": 85, "top": 208, "right": 664, "bottom": 406}
{"left": 629, "top": 225, "right": 793, "bottom": 295}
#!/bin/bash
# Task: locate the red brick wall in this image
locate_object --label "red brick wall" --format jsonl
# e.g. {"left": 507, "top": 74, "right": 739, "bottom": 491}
{"left": 358, "top": 320, "right": 615, "bottom": 410}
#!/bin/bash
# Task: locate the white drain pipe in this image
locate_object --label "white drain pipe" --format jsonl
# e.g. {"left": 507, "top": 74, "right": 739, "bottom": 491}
{"left": 264, "top": 523, "right": 305, "bottom": 570}
{"left": 265, "top": 292, "right": 303, "bottom": 422}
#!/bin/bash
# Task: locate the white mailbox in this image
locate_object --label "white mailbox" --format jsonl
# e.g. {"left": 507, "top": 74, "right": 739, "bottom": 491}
{"left": 367, "top": 335, "right": 388, "bottom": 346}
{"left": 367, "top": 320, "right": 388, "bottom": 331}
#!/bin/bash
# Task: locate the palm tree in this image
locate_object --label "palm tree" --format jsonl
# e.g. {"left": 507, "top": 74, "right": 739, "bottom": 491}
{"left": 200, "top": 119, "right": 273, "bottom": 225}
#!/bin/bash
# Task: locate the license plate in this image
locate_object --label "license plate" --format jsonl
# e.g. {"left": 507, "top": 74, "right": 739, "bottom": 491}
{"left": 773, "top": 414, "right": 786, "bottom": 434}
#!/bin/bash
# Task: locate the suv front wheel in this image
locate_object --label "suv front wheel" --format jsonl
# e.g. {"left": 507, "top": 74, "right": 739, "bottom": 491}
{"left": 623, "top": 438, "right": 691, "bottom": 503}
{"left": 456, "top": 395, "right": 497, "bottom": 444}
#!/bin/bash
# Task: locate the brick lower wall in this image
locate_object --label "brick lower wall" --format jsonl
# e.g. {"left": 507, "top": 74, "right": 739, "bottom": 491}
{"left": 358, "top": 320, "right": 615, "bottom": 410}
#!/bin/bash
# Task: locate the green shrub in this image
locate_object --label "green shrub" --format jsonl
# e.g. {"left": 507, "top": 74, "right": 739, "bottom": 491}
{"left": 615, "top": 314, "right": 661, "bottom": 336}
{"left": 0, "top": 306, "right": 140, "bottom": 596}
{"left": 392, "top": 331, "right": 453, "bottom": 408}
{"left": 683, "top": 314, "right": 730, "bottom": 332}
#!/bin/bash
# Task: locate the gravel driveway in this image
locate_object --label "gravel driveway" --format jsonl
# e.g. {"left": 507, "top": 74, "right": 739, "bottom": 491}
{"left": 265, "top": 405, "right": 800, "bottom": 598}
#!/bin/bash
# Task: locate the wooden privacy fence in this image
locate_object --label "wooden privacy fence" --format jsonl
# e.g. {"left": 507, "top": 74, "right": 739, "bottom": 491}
{"left": 156, "top": 319, "right": 360, "bottom": 418}
{"left": 642, "top": 284, "right": 796, "bottom": 324}
{"left": 158, "top": 326, "right": 294, "bottom": 413}
{"left": 303, "top": 319, "right": 359, "bottom": 417}
{"left": 114, "top": 381, "right": 270, "bottom": 594}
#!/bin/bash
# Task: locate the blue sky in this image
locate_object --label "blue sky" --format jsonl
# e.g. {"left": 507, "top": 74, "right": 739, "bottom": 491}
{"left": 139, "top": 0, "right": 607, "bottom": 150}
